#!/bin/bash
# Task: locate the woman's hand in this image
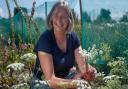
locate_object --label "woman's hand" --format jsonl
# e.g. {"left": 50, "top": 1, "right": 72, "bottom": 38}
{"left": 81, "top": 66, "right": 97, "bottom": 81}
{"left": 72, "top": 66, "right": 97, "bottom": 81}
{"left": 72, "top": 73, "right": 82, "bottom": 79}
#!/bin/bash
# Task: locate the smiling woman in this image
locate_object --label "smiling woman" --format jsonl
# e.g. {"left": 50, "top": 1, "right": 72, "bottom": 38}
{"left": 31, "top": 0, "right": 96, "bottom": 89}
{"left": 46, "top": 2, "right": 74, "bottom": 33}
{"left": 52, "top": 8, "right": 69, "bottom": 32}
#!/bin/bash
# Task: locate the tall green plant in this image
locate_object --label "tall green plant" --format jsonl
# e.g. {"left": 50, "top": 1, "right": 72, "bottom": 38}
{"left": 5, "top": 0, "right": 15, "bottom": 43}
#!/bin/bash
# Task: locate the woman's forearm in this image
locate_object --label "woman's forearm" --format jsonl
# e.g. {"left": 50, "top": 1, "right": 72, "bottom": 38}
{"left": 75, "top": 46, "right": 88, "bottom": 74}
{"left": 76, "top": 56, "right": 87, "bottom": 74}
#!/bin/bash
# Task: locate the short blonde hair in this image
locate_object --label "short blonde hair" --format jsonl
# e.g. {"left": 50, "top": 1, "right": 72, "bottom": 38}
{"left": 46, "top": 1, "right": 74, "bottom": 33}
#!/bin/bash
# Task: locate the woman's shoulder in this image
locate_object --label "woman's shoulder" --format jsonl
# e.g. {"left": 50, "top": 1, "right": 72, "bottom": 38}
{"left": 70, "top": 31, "right": 77, "bottom": 35}
{"left": 40, "top": 29, "right": 53, "bottom": 39}
{"left": 41, "top": 29, "right": 52, "bottom": 36}
{"left": 34, "top": 29, "right": 53, "bottom": 53}
{"left": 68, "top": 31, "right": 78, "bottom": 39}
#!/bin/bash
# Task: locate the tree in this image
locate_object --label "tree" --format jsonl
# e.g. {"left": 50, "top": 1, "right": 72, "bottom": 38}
{"left": 96, "top": 8, "right": 112, "bottom": 23}
{"left": 71, "top": 9, "right": 91, "bottom": 23}
{"left": 119, "top": 12, "right": 128, "bottom": 22}
{"left": 83, "top": 11, "right": 91, "bottom": 23}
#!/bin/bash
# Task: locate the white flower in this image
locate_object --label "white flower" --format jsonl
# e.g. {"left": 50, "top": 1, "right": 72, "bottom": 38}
{"left": 35, "top": 83, "right": 40, "bottom": 87}
{"left": 34, "top": 79, "right": 50, "bottom": 87}
{"left": 8, "top": 37, "right": 11, "bottom": 45}
{"left": 79, "top": 47, "right": 97, "bottom": 60}
{"left": 18, "top": 73, "right": 31, "bottom": 83}
{"left": 103, "top": 75, "right": 123, "bottom": 80}
{"left": 106, "top": 23, "right": 114, "bottom": 27}
{"left": 104, "top": 75, "right": 116, "bottom": 79}
{"left": 35, "top": 79, "right": 39, "bottom": 83}
{"left": 7, "top": 63, "right": 24, "bottom": 71}
{"left": 103, "top": 75, "right": 122, "bottom": 82}
{"left": 39, "top": 80, "right": 49, "bottom": 85}
{"left": 11, "top": 83, "right": 29, "bottom": 89}
{"left": 20, "top": 53, "right": 36, "bottom": 61}
{"left": 72, "top": 79, "right": 91, "bottom": 89}
{"left": 99, "top": 50, "right": 103, "bottom": 55}
{"left": 8, "top": 69, "right": 10, "bottom": 72}
{"left": 96, "top": 72, "right": 105, "bottom": 77}
{"left": 116, "top": 57, "right": 125, "bottom": 61}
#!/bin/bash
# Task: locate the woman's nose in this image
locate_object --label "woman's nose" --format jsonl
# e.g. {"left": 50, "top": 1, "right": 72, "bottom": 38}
{"left": 57, "top": 17, "right": 63, "bottom": 23}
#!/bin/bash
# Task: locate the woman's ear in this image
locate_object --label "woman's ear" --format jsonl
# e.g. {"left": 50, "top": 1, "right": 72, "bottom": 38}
{"left": 49, "top": 19, "right": 53, "bottom": 29}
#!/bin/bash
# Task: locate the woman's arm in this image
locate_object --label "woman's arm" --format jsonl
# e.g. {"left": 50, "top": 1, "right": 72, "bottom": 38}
{"left": 74, "top": 46, "right": 88, "bottom": 73}
{"left": 38, "top": 51, "right": 77, "bottom": 89}
{"left": 74, "top": 46, "right": 97, "bottom": 81}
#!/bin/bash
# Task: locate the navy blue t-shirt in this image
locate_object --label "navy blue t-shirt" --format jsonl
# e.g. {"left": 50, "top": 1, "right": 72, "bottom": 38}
{"left": 34, "top": 30, "right": 80, "bottom": 78}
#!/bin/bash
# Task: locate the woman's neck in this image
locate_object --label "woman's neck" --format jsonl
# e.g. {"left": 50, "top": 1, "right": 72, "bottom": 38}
{"left": 53, "top": 30, "right": 66, "bottom": 42}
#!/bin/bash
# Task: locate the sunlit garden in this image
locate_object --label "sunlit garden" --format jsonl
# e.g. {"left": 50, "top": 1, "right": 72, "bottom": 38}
{"left": 0, "top": 0, "right": 128, "bottom": 89}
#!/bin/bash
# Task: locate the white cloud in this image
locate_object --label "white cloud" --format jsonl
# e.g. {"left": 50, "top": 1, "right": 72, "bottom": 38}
{"left": 111, "top": 12, "right": 123, "bottom": 20}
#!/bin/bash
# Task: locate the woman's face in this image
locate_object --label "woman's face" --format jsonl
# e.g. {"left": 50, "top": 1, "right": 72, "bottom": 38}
{"left": 52, "top": 7, "right": 69, "bottom": 32}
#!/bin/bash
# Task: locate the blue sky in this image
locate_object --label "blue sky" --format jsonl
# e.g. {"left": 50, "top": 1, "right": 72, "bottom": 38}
{"left": 0, "top": 0, "right": 79, "bottom": 18}
{"left": 0, "top": 0, "right": 128, "bottom": 20}
{"left": 85, "top": 0, "right": 128, "bottom": 19}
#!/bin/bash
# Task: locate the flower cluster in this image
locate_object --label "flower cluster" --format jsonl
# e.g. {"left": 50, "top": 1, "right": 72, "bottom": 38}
{"left": 18, "top": 73, "right": 31, "bottom": 83}
{"left": 108, "top": 59, "right": 125, "bottom": 68}
{"left": 107, "top": 57, "right": 128, "bottom": 78}
{"left": 72, "top": 79, "right": 91, "bottom": 89}
{"left": 79, "top": 44, "right": 102, "bottom": 60}
{"left": 33, "top": 79, "right": 50, "bottom": 88}
{"left": 7, "top": 63, "right": 24, "bottom": 71}
{"left": 20, "top": 53, "right": 36, "bottom": 61}
{"left": 11, "top": 83, "right": 29, "bottom": 89}
{"left": 35, "top": 79, "right": 49, "bottom": 85}
{"left": 103, "top": 75, "right": 122, "bottom": 82}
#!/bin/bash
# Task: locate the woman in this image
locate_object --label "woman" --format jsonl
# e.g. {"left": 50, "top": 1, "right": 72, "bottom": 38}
{"left": 32, "top": 1, "right": 96, "bottom": 89}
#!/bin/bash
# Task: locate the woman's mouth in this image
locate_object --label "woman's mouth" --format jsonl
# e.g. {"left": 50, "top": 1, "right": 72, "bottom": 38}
{"left": 55, "top": 23, "right": 64, "bottom": 28}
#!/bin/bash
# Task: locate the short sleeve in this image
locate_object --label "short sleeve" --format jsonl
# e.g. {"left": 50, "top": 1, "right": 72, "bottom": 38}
{"left": 34, "top": 32, "right": 52, "bottom": 54}
{"left": 71, "top": 32, "right": 81, "bottom": 50}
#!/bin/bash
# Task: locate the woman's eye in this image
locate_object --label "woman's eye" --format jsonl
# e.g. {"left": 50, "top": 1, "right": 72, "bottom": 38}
{"left": 62, "top": 16, "right": 67, "bottom": 19}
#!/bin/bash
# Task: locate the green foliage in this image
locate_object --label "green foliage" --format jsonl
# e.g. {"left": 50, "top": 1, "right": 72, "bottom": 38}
{"left": 0, "top": 43, "right": 35, "bottom": 88}
{"left": 91, "top": 73, "right": 106, "bottom": 88}
{"left": 119, "top": 12, "right": 128, "bottom": 22}
{"left": 0, "top": 76, "right": 17, "bottom": 87}
{"left": 85, "top": 43, "right": 111, "bottom": 73}
{"left": 74, "top": 22, "right": 82, "bottom": 40}
{"left": 123, "top": 50, "right": 128, "bottom": 62}
{"left": 83, "top": 11, "right": 91, "bottom": 23}
{"left": 100, "top": 43, "right": 111, "bottom": 62}
{"left": 84, "top": 22, "right": 128, "bottom": 60}
{"left": 100, "top": 79, "right": 122, "bottom": 89}
{"left": 108, "top": 57, "right": 128, "bottom": 77}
